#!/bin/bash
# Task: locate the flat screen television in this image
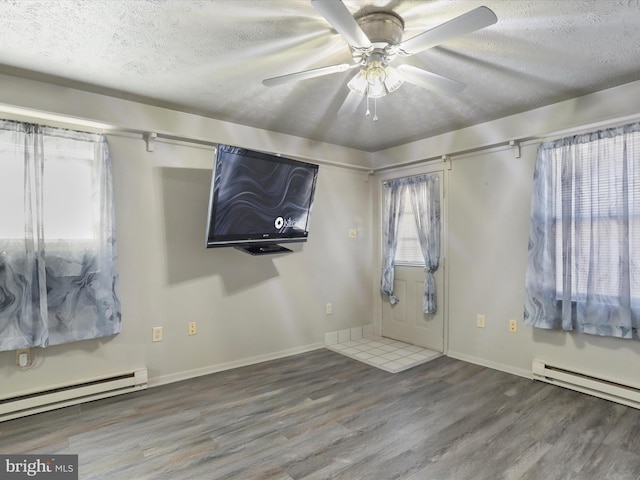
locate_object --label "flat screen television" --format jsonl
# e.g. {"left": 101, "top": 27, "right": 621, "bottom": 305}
{"left": 206, "top": 144, "right": 319, "bottom": 255}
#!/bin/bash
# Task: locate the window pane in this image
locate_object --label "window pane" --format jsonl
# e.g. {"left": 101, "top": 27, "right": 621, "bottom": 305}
{"left": 0, "top": 136, "right": 96, "bottom": 242}
{"left": 44, "top": 156, "right": 93, "bottom": 240}
{"left": 555, "top": 132, "right": 640, "bottom": 301}
{"left": 395, "top": 189, "right": 424, "bottom": 266}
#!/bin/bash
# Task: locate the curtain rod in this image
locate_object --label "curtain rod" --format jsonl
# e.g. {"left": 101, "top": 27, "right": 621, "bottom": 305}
{"left": 382, "top": 171, "right": 438, "bottom": 186}
{"left": 3, "top": 102, "right": 639, "bottom": 174}
{"left": 372, "top": 112, "right": 640, "bottom": 174}
{"left": 0, "top": 104, "right": 373, "bottom": 173}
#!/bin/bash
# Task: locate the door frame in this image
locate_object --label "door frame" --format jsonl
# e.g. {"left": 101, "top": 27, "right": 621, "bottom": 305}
{"left": 372, "top": 160, "right": 451, "bottom": 355}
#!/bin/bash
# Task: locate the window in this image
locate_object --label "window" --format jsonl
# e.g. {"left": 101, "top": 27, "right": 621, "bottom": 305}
{"left": 553, "top": 134, "right": 640, "bottom": 302}
{"left": 524, "top": 121, "right": 640, "bottom": 338}
{"left": 395, "top": 188, "right": 425, "bottom": 266}
{"left": 0, "top": 120, "right": 121, "bottom": 352}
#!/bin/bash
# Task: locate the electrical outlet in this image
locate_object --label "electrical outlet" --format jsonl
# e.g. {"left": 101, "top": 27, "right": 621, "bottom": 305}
{"left": 326, "top": 303, "right": 333, "bottom": 315}
{"left": 476, "top": 314, "right": 486, "bottom": 328}
{"left": 509, "top": 320, "right": 518, "bottom": 333}
{"left": 16, "top": 348, "right": 31, "bottom": 367}
{"left": 188, "top": 322, "right": 197, "bottom": 336}
{"left": 152, "top": 326, "right": 163, "bottom": 342}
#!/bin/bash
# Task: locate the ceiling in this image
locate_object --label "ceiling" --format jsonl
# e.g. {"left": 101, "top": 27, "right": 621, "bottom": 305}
{"left": 0, "top": 0, "right": 639, "bottom": 152}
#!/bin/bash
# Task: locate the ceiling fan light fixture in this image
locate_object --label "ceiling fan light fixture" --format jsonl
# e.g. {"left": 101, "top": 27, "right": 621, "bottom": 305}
{"left": 347, "top": 60, "right": 398, "bottom": 103}
{"left": 365, "top": 61, "right": 386, "bottom": 82}
{"left": 348, "top": 61, "right": 391, "bottom": 98}
{"left": 365, "top": 60, "right": 387, "bottom": 98}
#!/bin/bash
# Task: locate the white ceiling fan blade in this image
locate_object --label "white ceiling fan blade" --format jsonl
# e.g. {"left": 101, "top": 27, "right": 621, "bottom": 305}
{"left": 311, "top": 0, "right": 372, "bottom": 50}
{"left": 337, "top": 90, "right": 364, "bottom": 116}
{"left": 398, "top": 6, "right": 497, "bottom": 56}
{"left": 397, "top": 64, "right": 466, "bottom": 95}
{"left": 262, "top": 63, "right": 353, "bottom": 87}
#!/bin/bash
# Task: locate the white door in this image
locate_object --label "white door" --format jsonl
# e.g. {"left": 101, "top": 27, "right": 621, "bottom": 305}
{"left": 382, "top": 264, "right": 444, "bottom": 351}
{"left": 381, "top": 171, "right": 444, "bottom": 352}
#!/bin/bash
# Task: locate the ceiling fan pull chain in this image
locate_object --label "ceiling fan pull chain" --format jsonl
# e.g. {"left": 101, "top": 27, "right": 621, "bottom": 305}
{"left": 365, "top": 95, "right": 371, "bottom": 117}
{"left": 373, "top": 98, "right": 379, "bottom": 122}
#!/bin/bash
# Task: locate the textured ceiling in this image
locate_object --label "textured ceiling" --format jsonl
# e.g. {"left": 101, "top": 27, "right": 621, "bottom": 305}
{"left": 0, "top": 0, "right": 639, "bottom": 152}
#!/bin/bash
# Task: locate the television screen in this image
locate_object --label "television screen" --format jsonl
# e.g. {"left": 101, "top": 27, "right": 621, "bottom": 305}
{"left": 206, "top": 144, "right": 319, "bottom": 254}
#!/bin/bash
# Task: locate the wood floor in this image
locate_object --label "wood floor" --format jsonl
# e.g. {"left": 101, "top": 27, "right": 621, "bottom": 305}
{"left": 2, "top": 349, "right": 640, "bottom": 480}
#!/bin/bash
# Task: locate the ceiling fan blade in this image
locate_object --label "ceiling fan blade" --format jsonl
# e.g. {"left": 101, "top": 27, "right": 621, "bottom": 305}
{"left": 262, "top": 63, "right": 353, "bottom": 87}
{"left": 311, "top": 0, "right": 372, "bottom": 50}
{"left": 337, "top": 90, "right": 364, "bottom": 116}
{"left": 397, "top": 64, "right": 466, "bottom": 95}
{"left": 398, "top": 6, "right": 497, "bottom": 56}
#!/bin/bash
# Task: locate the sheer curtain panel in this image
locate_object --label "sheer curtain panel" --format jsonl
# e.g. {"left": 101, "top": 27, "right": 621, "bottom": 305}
{"left": 524, "top": 121, "right": 640, "bottom": 338}
{"left": 0, "top": 120, "right": 121, "bottom": 351}
{"left": 407, "top": 174, "right": 441, "bottom": 314}
{"left": 380, "top": 178, "right": 407, "bottom": 305}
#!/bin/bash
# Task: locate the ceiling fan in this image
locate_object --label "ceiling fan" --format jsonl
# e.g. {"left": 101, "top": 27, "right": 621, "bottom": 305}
{"left": 262, "top": 0, "right": 497, "bottom": 120}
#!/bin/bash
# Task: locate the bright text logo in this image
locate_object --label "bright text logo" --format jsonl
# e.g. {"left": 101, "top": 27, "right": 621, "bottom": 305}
{"left": 1, "top": 455, "right": 78, "bottom": 479}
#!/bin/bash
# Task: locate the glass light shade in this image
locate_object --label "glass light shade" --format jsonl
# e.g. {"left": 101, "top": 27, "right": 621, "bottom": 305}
{"left": 347, "top": 69, "right": 368, "bottom": 96}
{"left": 367, "top": 81, "right": 386, "bottom": 98}
{"left": 383, "top": 66, "right": 404, "bottom": 93}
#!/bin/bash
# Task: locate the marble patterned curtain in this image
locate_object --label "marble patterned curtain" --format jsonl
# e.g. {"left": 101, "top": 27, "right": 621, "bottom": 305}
{"left": 524, "top": 121, "right": 640, "bottom": 338}
{"left": 0, "top": 120, "right": 121, "bottom": 351}
{"left": 407, "top": 174, "right": 441, "bottom": 314}
{"left": 380, "top": 177, "right": 407, "bottom": 305}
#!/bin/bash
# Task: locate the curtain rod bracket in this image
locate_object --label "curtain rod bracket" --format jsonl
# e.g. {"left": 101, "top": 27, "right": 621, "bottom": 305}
{"left": 509, "top": 140, "right": 521, "bottom": 159}
{"left": 441, "top": 154, "right": 452, "bottom": 170}
{"left": 144, "top": 132, "right": 157, "bottom": 152}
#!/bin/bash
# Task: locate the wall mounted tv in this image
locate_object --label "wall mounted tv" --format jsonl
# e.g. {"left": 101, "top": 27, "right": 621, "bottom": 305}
{"left": 206, "top": 144, "right": 319, "bottom": 255}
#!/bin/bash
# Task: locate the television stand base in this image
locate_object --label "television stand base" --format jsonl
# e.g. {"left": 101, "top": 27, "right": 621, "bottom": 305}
{"left": 234, "top": 244, "right": 292, "bottom": 256}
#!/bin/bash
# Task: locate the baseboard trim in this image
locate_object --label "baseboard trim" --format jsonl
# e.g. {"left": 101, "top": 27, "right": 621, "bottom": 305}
{"left": 148, "top": 342, "right": 325, "bottom": 388}
{"left": 447, "top": 351, "right": 532, "bottom": 380}
{"left": 149, "top": 346, "right": 531, "bottom": 388}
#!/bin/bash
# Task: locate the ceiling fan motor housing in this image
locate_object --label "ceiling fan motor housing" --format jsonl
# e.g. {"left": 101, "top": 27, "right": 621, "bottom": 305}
{"left": 358, "top": 12, "right": 404, "bottom": 45}
{"left": 352, "top": 12, "right": 404, "bottom": 65}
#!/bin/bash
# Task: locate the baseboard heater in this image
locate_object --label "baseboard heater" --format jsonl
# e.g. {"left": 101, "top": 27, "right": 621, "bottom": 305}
{"left": 0, "top": 368, "right": 148, "bottom": 422}
{"left": 532, "top": 361, "right": 640, "bottom": 410}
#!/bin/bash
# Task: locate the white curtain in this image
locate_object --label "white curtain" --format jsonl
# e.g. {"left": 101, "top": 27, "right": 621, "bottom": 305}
{"left": 380, "top": 178, "right": 407, "bottom": 305}
{"left": 0, "top": 120, "right": 121, "bottom": 351}
{"left": 524, "top": 121, "right": 640, "bottom": 338}
{"left": 407, "top": 174, "right": 441, "bottom": 314}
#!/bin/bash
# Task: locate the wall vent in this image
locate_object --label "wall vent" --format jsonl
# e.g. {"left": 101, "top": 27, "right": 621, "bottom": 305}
{"left": 532, "top": 361, "right": 640, "bottom": 410}
{"left": 0, "top": 368, "right": 148, "bottom": 422}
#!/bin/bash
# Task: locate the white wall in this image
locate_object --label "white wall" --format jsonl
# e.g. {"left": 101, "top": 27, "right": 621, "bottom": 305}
{"left": 446, "top": 144, "right": 536, "bottom": 376}
{"left": 0, "top": 76, "right": 373, "bottom": 396}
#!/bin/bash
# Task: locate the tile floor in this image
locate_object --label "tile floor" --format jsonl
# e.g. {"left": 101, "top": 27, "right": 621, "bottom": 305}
{"left": 326, "top": 335, "right": 442, "bottom": 373}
